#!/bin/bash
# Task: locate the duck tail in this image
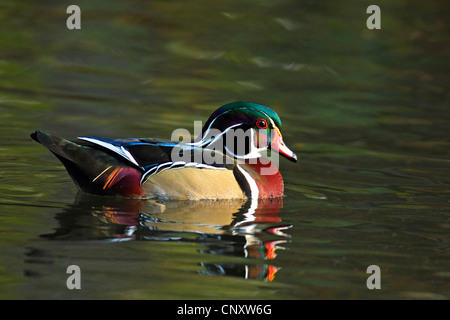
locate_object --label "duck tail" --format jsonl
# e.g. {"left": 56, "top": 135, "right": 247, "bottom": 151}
{"left": 31, "top": 130, "right": 144, "bottom": 197}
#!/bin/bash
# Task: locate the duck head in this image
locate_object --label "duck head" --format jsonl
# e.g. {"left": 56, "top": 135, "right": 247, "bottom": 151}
{"left": 198, "top": 101, "right": 297, "bottom": 162}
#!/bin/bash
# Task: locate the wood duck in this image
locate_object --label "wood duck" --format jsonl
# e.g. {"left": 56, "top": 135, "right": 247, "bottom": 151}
{"left": 31, "top": 101, "right": 297, "bottom": 200}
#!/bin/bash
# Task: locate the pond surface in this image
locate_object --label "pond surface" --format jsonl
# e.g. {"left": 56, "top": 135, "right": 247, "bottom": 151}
{"left": 0, "top": 0, "right": 449, "bottom": 299}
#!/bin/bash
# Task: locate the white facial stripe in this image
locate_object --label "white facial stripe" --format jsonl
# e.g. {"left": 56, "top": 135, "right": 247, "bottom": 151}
{"left": 202, "top": 109, "right": 234, "bottom": 137}
{"left": 267, "top": 116, "right": 276, "bottom": 128}
{"left": 192, "top": 123, "right": 243, "bottom": 149}
{"left": 188, "top": 109, "right": 235, "bottom": 146}
{"left": 203, "top": 123, "right": 243, "bottom": 148}
{"left": 223, "top": 128, "right": 268, "bottom": 159}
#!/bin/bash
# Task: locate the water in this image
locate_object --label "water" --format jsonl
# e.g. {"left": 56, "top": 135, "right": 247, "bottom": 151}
{"left": 0, "top": 0, "right": 449, "bottom": 299}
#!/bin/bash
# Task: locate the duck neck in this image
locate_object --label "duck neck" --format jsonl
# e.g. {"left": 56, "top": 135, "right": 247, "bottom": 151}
{"left": 238, "top": 158, "right": 284, "bottom": 199}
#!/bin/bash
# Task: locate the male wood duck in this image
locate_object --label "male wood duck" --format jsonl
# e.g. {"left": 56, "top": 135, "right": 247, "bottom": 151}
{"left": 31, "top": 101, "right": 297, "bottom": 200}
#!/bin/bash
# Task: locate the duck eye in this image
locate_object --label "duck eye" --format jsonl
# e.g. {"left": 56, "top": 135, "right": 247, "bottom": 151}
{"left": 256, "top": 119, "right": 268, "bottom": 129}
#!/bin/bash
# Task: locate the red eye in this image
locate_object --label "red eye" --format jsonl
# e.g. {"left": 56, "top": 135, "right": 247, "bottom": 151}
{"left": 256, "top": 119, "right": 268, "bottom": 129}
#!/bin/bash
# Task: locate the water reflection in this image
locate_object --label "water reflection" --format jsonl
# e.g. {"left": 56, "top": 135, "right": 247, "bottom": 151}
{"left": 41, "top": 195, "right": 290, "bottom": 281}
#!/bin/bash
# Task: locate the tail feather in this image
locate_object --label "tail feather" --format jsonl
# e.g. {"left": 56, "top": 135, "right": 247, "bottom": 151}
{"left": 31, "top": 130, "right": 82, "bottom": 163}
{"left": 31, "top": 130, "right": 144, "bottom": 197}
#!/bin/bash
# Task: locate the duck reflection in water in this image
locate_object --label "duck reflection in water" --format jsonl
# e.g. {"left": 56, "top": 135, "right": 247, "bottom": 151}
{"left": 41, "top": 196, "right": 291, "bottom": 282}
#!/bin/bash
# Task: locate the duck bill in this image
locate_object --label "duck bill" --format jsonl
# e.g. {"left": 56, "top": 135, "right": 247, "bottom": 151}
{"left": 271, "top": 126, "right": 297, "bottom": 162}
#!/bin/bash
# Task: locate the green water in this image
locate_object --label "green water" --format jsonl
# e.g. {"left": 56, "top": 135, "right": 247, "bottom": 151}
{"left": 0, "top": 0, "right": 449, "bottom": 299}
